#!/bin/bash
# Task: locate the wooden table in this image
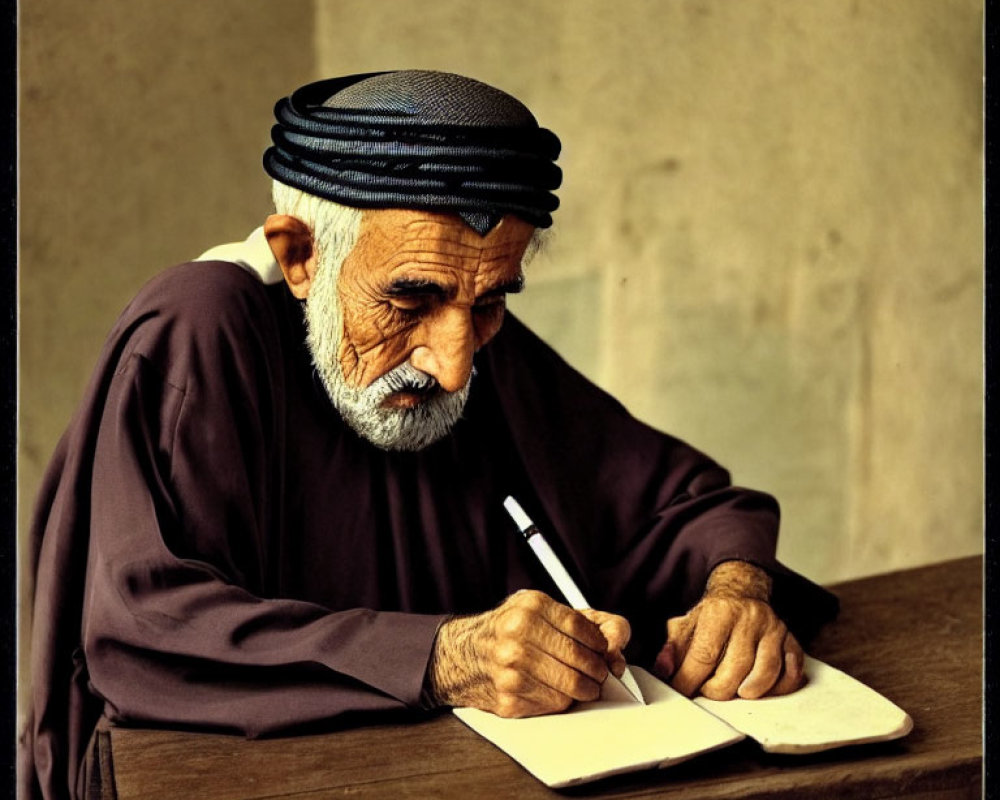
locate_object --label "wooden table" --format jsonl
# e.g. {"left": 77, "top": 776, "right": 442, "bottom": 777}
{"left": 98, "top": 556, "right": 983, "bottom": 799}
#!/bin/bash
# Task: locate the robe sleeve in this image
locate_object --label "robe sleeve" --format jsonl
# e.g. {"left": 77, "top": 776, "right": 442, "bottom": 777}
{"left": 80, "top": 265, "right": 446, "bottom": 738}
{"left": 487, "top": 315, "right": 838, "bottom": 663}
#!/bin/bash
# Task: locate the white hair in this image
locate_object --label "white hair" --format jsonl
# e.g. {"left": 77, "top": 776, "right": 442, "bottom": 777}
{"left": 271, "top": 181, "right": 363, "bottom": 285}
{"left": 522, "top": 225, "right": 551, "bottom": 267}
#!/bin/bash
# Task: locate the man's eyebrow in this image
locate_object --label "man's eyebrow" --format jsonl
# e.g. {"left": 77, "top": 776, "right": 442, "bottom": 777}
{"left": 384, "top": 277, "right": 448, "bottom": 297}
{"left": 479, "top": 275, "right": 525, "bottom": 300}
{"left": 384, "top": 274, "right": 525, "bottom": 300}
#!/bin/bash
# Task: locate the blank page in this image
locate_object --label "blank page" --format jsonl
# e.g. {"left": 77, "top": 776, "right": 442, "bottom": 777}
{"left": 693, "top": 656, "right": 913, "bottom": 754}
{"left": 454, "top": 667, "right": 744, "bottom": 788}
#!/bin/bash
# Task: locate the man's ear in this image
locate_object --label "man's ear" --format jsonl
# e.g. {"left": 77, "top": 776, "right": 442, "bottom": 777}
{"left": 264, "top": 214, "right": 317, "bottom": 300}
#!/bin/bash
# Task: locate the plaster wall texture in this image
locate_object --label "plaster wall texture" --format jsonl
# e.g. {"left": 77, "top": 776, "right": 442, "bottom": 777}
{"left": 315, "top": 0, "right": 983, "bottom": 583}
{"left": 19, "top": 0, "right": 314, "bottom": 534}
{"left": 18, "top": 0, "right": 981, "bottom": 624}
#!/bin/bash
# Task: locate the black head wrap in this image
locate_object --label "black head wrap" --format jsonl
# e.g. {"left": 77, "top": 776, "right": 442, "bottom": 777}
{"left": 263, "top": 71, "right": 562, "bottom": 235}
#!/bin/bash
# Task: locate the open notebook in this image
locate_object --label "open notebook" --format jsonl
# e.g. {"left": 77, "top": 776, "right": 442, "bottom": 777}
{"left": 453, "top": 656, "right": 913, "bottom": 788}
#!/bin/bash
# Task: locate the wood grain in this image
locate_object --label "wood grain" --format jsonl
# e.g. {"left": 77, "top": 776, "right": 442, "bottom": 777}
{"left": 107, "top": 556, "right": 983, "bottom": 800}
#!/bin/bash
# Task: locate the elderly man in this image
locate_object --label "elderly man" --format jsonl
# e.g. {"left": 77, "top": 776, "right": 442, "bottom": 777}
{"left": 21, "top": 71, "right": 836, "bottom": 799}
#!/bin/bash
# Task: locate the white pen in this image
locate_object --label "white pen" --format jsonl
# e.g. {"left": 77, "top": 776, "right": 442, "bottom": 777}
{"left": 503, "top": 495, "right": 646, "bottom": 705}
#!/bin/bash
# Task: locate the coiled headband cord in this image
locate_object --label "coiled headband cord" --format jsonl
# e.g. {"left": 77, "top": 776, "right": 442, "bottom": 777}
{"left": 263, "top": 74, "right": 562, "bottom": 235}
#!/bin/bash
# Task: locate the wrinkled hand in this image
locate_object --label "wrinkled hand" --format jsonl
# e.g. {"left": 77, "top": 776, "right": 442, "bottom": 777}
{"left": 655, "top": 561, "right": 804, "bottom": 700}
{"left": 427, "top": 590, "right": 631, "bottom": 717}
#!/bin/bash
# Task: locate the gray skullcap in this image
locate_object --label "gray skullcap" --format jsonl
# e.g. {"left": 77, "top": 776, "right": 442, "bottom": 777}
{"left": 263, "top": 70, "right": 562, "bottom": 235}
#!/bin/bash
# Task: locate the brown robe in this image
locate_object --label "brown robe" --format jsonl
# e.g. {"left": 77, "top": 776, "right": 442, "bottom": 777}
{"left": 20, "top": 260, "right": 838, "bottom": 799}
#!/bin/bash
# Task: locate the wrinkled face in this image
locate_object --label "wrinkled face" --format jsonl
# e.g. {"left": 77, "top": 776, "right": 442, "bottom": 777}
{"left": 304, "top": 208, "right": 535, "bottom": 451}
{"left": 337, "top": 209, "right": 535, "bottom": 398}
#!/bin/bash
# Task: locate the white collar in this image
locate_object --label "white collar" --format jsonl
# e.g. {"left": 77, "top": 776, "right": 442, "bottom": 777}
{"left": 194, "top": 227, "right": 284, "bottom": 284}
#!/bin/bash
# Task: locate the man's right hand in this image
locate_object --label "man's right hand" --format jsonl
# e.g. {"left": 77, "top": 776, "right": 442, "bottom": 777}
{"left": 426, "top": 590, "right": 630, "bottom": 718}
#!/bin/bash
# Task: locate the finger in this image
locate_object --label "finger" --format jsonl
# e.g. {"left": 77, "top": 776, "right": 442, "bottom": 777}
{"left": 495, "top": 610, "right": 607, "bottom": 683}
{"left": 492, "top": 668, "right": 575, "bottom": 718}
{"left": 665, "top": 614, "right": 694, "bottom": 662}
{"left": 735, "top": 626, "right": 785, "bottom": 699}
{"left": 670, "top": 620, "right": 731, "bottom": 697}
{"left": 605, "top": 649, "right": 627, "bottom": 678}
{"left": 578, "top": 609, "right": 632, "bottom": 653}
{"left": 495, "top": 595, "right": 609, "bottom": 683}
{"left": 494, "top": 693, "right": 572, "bottom": 718}
{"left": 578, "top": 609, "right": 630, "bottom": 676}
{"left": 508, "top": 591, "right": 609, "bottom": 653}
{"left": 539, "top": 601, "right": 609, "bottom": 653}
{"left": 699, "top": 624, "right": 758, "bottom": 700}
{"left": 492, "top": 636, "right": 602, "bottom": 703}
{"left": 493, "top": 612, "right": 607, "bottom": 685}
{"left": 525, "top": 643, "right": 604, "bottom": 701}
{"left": 769, "top": 634, "right": 806, "bottom": 696}
{"left": 534, "top": 619, "right": 610, "bottom": 683}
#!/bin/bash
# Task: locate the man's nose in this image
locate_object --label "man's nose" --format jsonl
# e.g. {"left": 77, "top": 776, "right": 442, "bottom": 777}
{"left": 409, "top": 308, "right": 475, "bottom": 393}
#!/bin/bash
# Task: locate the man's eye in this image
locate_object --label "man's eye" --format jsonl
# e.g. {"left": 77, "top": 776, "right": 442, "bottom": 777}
{"left": 388, "top": 298, "right": 429, "bottom": 316}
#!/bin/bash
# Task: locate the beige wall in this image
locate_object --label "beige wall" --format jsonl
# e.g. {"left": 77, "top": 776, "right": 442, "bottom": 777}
{"left": 19, "top": 0, "right": 981, "bottom": 632}
{"left": 19, "top": 0, "right": 314, "bottom": 537}
{"left": 315, "top": 0, "right": 983, "bottom": 583}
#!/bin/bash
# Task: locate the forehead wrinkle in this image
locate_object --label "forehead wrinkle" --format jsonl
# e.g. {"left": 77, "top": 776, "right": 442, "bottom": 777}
{"left": 392, "top": 237, "right": 487, "bottom": 265}
{"left": 386, "top": 257, "right": 479, "bottom": 284}
{"left": 390, "top": 237, "right": 527, "bottom": 269}
{"left": 345, "top": 225, "right": 400, "bottom": 278}
{"left": 355, "top": 214, "right": 531, "bottom": 296}
{"left": 399, "top": 218, "right": 527, "bottom": 254}
{"left": 401, "top": 217, "right": 481, "bottom": 241}
{"left": 386, "top": 230, "right": 482, "bottom": 264}
{"left": 360, "top": 222, "right": 397, "bottom": 252}
{"left": 387, "top": 244, "right": 481, "bottom": 266}
{"left": 480, "top": 247, "right": 529, "bottom": 267}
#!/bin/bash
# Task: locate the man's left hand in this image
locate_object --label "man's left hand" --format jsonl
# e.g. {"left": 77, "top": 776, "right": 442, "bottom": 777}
{"left": 655, "top": 560, "right": 804, "bottom": 700}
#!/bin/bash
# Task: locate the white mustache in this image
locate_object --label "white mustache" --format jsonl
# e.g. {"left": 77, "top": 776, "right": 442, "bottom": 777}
{"left": 369, "top": 362, "right": 478, "bottom": 401}
{"left": 377, "top": 362, "right": 438, "bottom": 396}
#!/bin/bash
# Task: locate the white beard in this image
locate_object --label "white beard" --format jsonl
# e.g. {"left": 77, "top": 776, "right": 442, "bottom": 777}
{"left": 303, "top": 252, "right": 472, "bottom": 451}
